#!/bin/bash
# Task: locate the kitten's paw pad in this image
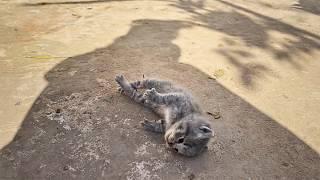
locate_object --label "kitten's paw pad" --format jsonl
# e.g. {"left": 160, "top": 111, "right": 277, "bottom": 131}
{"left": 115, "top": 75, "right": 124, "bottom": 84}
{"left": 143, "top": 88, "right": 157, "bottom": 99}
{"left": 150, "top": 88, "right": 156, "bottom": 93}
{"left": 142, "top": 92, "right": 150, "bottom": 99}
{"left": 130, "top": 81, "right": 141, "bottom": 89}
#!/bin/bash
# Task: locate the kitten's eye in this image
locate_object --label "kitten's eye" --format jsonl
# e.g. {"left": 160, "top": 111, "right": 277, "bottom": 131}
{"left": 177, "top": 137, "right": 184, "bottom": 143}
{"left": 199, "top": 126, "right": 212, "bottom": 133}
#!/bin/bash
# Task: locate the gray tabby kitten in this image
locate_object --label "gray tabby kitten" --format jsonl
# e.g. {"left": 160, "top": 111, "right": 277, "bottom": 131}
{"left": 115, "top": 75, "right": 214, "bottom": 156}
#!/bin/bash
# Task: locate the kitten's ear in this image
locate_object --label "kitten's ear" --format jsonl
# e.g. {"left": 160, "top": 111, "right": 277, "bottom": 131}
{"left": 199, "top": 126, "right": 212, "bottom": 134}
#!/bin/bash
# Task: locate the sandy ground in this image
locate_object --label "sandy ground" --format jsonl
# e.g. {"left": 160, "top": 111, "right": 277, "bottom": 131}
{"left": 0, "top": 0, "right": 320, "bottom": 179}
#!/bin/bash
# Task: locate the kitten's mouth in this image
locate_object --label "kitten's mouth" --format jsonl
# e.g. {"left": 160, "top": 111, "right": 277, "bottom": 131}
{"left": 167, "top": 142, "right": 174, "bottom": 147}
{"left": 165, "top": 135, "right": 176, "bottom": 148}
{"left": 164, "top": 132, "right": 174, "bottom": 147}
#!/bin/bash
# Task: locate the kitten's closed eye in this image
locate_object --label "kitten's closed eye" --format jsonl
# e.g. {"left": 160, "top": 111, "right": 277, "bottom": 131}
{"left": 177, "top": 137, "right": 184, "bottom": 143}
{"left": 199, "top": 126, "right": 212, "bottom": 133}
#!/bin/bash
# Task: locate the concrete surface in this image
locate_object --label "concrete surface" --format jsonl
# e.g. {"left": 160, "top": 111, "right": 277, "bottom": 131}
{"left": 0, "top": 0, "right": 320, "bottom": 179}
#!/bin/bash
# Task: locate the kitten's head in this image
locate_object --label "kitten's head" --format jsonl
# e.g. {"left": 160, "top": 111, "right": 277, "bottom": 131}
{"left": 164, "top": 114, "right": 214, "bottom": 157}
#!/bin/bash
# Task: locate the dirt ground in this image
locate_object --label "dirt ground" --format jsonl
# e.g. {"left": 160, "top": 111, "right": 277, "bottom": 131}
{"left": 0, "top": 0, "right": 320, "bottom": 179}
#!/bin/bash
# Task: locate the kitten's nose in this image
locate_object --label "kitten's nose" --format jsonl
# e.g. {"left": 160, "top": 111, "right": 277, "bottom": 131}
{"left": 166, "top": 136, "right": 175, "bottom": 147}
{"left": 166, "top": 138, "right": 174, "bottom": 147}
{"left": 168, "top": 142, "right": 174, "bottom": 146}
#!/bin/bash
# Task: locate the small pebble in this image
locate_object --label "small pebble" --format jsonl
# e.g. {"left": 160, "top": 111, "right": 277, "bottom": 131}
{"left": 206, "top": 111, "right": 221, "bottom": 119}
{"left": 188, "top": 173, "right": 195, "bottom": 180}
{"left": 63, "top": 166, "right": 69, "bottom": 171}
{"left": 282, "top": 162, "right": 289, "bottom": 167}
{"left": 46, "top": 112, "right": 52, "bottom": 115}
{"left": 56, "top": 109, "right": 61, "bottom": 113}
{"left": 83, "top": 110, "right": 92, "bottom": 114}
{"left": 15, "top": 101, "right": 21, "bottom": 106}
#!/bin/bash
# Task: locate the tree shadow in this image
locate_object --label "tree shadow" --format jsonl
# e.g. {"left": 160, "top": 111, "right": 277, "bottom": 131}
{"left": 293, "top": 0, "right": 320, "bottom": 15}
{"left": 171, "top": 0, "right": 320, "bottom": 87}
{"left": 0, "top": 19, "right": 319, "bottom": 179}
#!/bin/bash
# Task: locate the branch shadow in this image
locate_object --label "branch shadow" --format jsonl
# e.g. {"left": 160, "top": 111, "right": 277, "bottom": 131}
{"left": 0, "top": 19, "right": 319, "bottom": 179}
{"left": 293, "top": 0, "right": 320, "bottom": 15}
{"left": 171, "top": 0, "right": 320, "bottom": 87}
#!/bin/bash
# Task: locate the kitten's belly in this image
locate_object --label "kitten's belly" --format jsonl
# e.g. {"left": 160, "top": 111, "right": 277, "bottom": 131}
{"left": 163, "top": 107, "right": 172, "bottom": 125}
{"left": 155, "top": 106, "right": 174, "bottom": 125}
{"left": 154, "top": 105, "right": 167, "bottom": 117}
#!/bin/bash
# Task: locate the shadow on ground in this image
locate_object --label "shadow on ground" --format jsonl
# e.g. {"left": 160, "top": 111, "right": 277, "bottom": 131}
{"left": 172, "top": 0, "right": 320, "bottom": 87}
{"left": 0, "top": 17, "right": 319, "bottom": 179}
{"left": 293, "top": 0, "right": 320, "bottom": 15}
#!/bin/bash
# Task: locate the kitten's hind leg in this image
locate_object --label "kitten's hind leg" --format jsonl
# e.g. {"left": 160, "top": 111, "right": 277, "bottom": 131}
{"left": 141, "top": 119, "right": 165, "bottom": 133}
{"left": 115, "top": 75, "right": 145, "bottom": 104}
{"left": 129, "top": 79, "right": 173, "bottom": 92}
{"left": 121, "top": 76, "right": 167, "bottom": 90}
{"left": 142, "top": 88, "right": 161, "bottom": 103}
{"left": 116, "top": 75, "right": 170, "bottom": 114}
{"left": 115, "top": 75, "right": 134, "bottom": 94}
{"left": 143, "top": 79, "right": 172, "bottom": 91}
{"left": 142, "top": 88, "right": 181, "bottom": 105}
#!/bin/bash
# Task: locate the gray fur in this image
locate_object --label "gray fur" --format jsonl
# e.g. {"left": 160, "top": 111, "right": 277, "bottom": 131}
{"left": 115, "top": 75, "right": 213, "bottom": 157}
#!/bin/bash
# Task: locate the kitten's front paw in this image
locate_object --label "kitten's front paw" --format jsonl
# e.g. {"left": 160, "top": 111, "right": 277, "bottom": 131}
{"left": 115, "top": 75, "right": 124, "bottom": 84}
{"left": 141, "top": 120, "right": 154, "bottom": 131}
{"left": 115, "top": 75, "right": 125, "bottom": 94}
{"left": 140, "top": 120, "right": 164, "bottom": 133}
{"left": 143, "top": 88, "right": 157, "bottom": 99}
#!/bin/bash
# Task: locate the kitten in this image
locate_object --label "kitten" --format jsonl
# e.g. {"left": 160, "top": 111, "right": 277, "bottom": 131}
{"left": 115, "top": 75, "right": 213, "bottom": 156}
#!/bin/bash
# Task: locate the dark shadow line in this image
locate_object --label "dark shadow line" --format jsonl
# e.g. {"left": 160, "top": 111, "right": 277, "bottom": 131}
{"left": 22, "top": 0, "right": 125, "bottom": 6}
{"left": 292, "top": 0, "right": 320, "bottom": 15}
{"left": 21, "top": 0, "right": 154, "bottom": 6}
